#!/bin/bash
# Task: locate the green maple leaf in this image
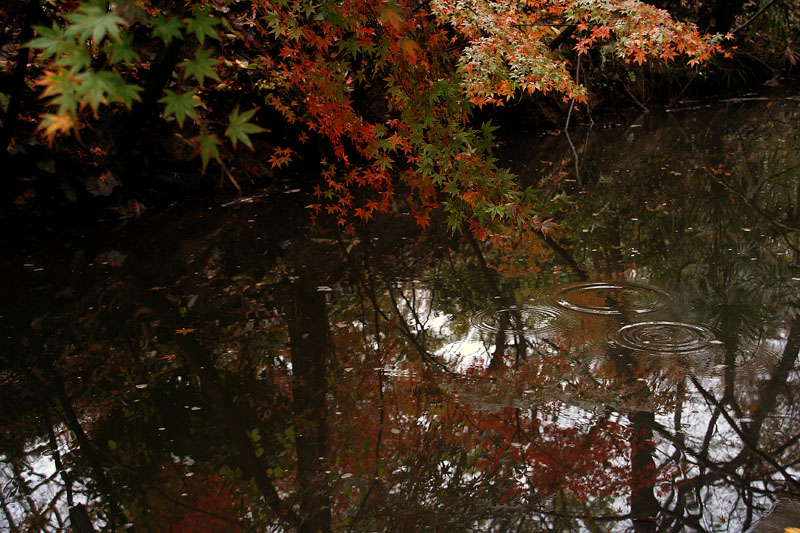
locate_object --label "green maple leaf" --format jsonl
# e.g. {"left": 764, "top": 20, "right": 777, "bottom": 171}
{"left": 226, "top": 107, "right": 267, "bottom": 149}
{"left": 179, "top": 48, "right": 220, "bottom": 86}
{"left": 27, "top": 25, "right": 65, "bottom": 59}
{"left": 107, "top": 31, "right": 139, "bottom": 65}
{"left": 152, "top": 14, "right": 184, "bottom": 45}
{"left": 158, "top": 89, "right": 200, "bottom": 127}
{"left": 105, "top": 74, "right": 142, "bottom": 108}
{"left": 50, "top": 90, "right": 81, "bottom": 115}
{"left": 76, "top": 70, "right": 111, "bottom": 113}
{"left": 194, "top": 134, "right": 221, "bottom": 172}
{"left": 54, "top": 42, "right": 92, "bottom": 72}
{"left": 114, "top": 82, "right": 142, "bottom": 108}
{"left": 185, "top": 8, "right": 219, "bottom": 45}
{"left": 64, "top": 4, "right": 125, "bottom": 44}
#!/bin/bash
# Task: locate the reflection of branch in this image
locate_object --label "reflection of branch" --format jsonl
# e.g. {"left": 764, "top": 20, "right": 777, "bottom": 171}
{"left": 700, "top": 155, "right": 800, "bottom": 256}
{"left": 533, "top": 231, "right": 589, "bottom": 280}
{"left": 132, "top": 283, "right": 298, "bottom": 524}
{"left": 732, "top": 0, "right": 781, "bottom": 34}
{"left": 689, "top": 376, "right": 800, "bottom": 492}
{"left": 564, "top": 57, "right": 582, "bottom": 185}
{"left": 335, "top": 234, "right": 454, "bottom": 374}
{"left": 651, "top": 420, "right": 761, "bottom": 491}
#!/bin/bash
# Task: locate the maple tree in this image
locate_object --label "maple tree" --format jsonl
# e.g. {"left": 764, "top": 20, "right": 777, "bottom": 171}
{"left": 17, "top": 0, "right": 726, "bottom": 234}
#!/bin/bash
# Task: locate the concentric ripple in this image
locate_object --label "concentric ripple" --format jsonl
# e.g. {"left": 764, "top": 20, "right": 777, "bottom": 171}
{"left": 553, "top": 282, "right": 672, "bottom": 315}
{"left": 611, "top": 321, "right": 716, "bottom": 353}
{"left": 471, "top": 305, "right": 572, "bottom": 337}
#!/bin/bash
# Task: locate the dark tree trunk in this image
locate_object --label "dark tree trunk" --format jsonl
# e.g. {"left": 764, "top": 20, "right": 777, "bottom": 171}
{"left": 284, "top": 276, "right": 332, "bottom": 533}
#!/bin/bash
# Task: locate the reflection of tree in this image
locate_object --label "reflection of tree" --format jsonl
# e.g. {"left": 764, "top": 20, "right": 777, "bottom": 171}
{"left": 283, "top": 275, "right": 332, "bottom": 533}
{"left": 3, "top": 101, "right": 800, "bottom": 530}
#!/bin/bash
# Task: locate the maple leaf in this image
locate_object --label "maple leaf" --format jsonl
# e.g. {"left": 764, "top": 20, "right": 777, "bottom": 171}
{"left": 193, "top": 134, "right": 221, "bottom": 172}
{"left": 184, "top": 8, "right": 219, "bottom": 45}
{"left": 37, "top": 112, "right": 78, "bottom": 144}
{"left": 108, "top": 32, "right": 139, "bottom": 65}
{"left": 27, "top": 25, "right": 66, "bottom": 60}
{"left": 63, "top": 4, "right": 125, "bottom": 44}
{"left": 179, "top": 48, "right": 221, "bottom": 86}
{"left": 379, "top": 4, "right": 404, "bottom": 31}
{"left": 226, "top": 106, "right": 267, "bottom": 149}
{"left": 175, "top": 328, "right": 196, "bottom": 335}
{"left": 152, "top": 14, "right": 185, "bottom": 45}
{"left": 158, "top": 89, "right": 200, "bottom": 127}
{"left": 268, "top": 146, "right": 295, "bottom": 168}
{"left": 400, "top": 38, "right": 422, "bottom": 63}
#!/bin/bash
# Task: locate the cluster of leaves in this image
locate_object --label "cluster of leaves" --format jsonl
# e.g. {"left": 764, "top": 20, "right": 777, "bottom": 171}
{"left": 28, "top": 0, "right": 264, "bottom": 168}
{"left": 25, "top": 0, "right": 724, "bottom": 233}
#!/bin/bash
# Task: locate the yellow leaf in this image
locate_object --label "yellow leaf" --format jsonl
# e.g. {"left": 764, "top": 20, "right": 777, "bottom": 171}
{"left": 37, "top": 113, "right": 78, "bottom": 145}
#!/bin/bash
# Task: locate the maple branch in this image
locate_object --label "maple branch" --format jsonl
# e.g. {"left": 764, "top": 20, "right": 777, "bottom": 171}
{"left": 549, "top": 24, "right": 577, "bottom": 51}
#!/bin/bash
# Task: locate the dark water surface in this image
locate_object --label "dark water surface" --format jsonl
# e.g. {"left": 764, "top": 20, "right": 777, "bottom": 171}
{"left": 2, "top": 97, "right": 800, "bottom": 531}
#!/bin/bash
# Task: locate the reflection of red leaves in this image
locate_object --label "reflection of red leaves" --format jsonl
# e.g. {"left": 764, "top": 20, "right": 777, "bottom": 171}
{"left": 144, "top": 464, "right": 251, "bottom": 530}
{"left": 269, "top": 147, "right": 295, "bottom": 168}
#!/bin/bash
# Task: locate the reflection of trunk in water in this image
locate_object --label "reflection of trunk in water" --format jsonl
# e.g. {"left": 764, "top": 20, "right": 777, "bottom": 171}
{"left": 283, "top": 276, "right": 332, "bottom": 533}
{"left": 134, "top": 285, "right": 299, "bottom": 525}
{"left": 39, "top": 397, "right": 97, "bottom": 532}
{"left": 607, "top": 320, "right": 659, "bottom": 530}
{"left": 689, "top": 313, "right": 800, "bottom": 492}
{"left": 629, "top": 411, "right": 659, "bottom": 533}
{"left": 28, "top": 360, "right": 122, "bottom": 530}
{"left": 466, "top": 233, "right": 531, "bottom": 367}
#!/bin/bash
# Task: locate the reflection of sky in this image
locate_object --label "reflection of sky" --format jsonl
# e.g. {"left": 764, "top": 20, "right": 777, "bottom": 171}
{"left": 410, "top": 277, "right": 799, "bottom": 532}
{"left": 1, "top": 432, "right": 95, "bottom": 530}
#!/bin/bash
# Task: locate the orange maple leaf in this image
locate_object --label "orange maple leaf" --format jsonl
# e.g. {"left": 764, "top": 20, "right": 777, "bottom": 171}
{"left": 37, "top": 113, "right": 78, "bottom": 145}
{"left": 400, "top": 38, "right": 422, "bottom": 63}
{"left": 175, "top": 328, "right": 196, "bottom": 335}
{"left": 379, "top": 4, "right": 404, "bottom": 31}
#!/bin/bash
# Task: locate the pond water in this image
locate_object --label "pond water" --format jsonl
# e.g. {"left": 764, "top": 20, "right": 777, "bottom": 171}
{"left": 2, "top": 96, "right": 800, "bottom": 532}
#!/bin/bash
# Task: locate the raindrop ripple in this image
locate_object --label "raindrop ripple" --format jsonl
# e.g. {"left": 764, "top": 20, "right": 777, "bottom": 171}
{"left": 611, "top": 321, "right": 716, "bottom": 353}
{"left": 471, "top": 305, "right": 573, "bottom": 337}
{"left": 553, "top": 282, "right": 672, "bottom": 315}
